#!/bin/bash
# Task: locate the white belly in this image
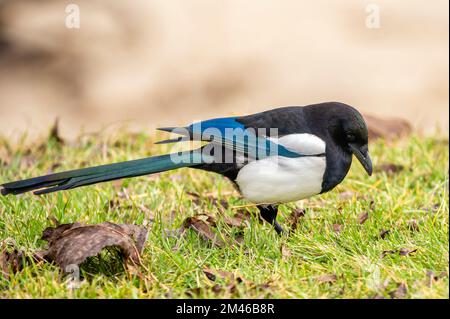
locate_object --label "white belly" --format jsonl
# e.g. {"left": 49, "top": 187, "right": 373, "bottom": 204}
{"left": 235, "top": 155, "right": 326, "bottom": 204}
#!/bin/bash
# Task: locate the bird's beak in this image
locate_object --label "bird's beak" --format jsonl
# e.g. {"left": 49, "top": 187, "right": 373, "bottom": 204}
{"left": 349, "top": 144, "right": 372, "bottom": 176}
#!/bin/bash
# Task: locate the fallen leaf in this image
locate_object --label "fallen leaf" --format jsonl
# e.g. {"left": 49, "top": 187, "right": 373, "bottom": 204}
{"left": 289, "top": 209, "right": 306, "bottom": 231}
{"left": 332, "top": 224, "right": 343, "bottom": 233}
{"left": 358, "top": 212, "right": 369, "bottom": 224}
{"left": 426, "top": 270, "right": 437, "bottom": 281}
{"left": 186, "top": 191, "right": 202, "bottom": 206}
{"left": 40, "top": 222, "right": 148, "bottom": 272}
{"left": 425, "top": 270, "right": 446, "bottom": 287}
{"left": 221, "top": 210, "right": 251, "bottom": 228}
{"left": 183, "top": 216, "right": 225, "bottom": 247}
{"left": 216, "top": 199, "right": 230, "bottom": 210}
{"left": 375, "top": 163, "right": 405, "bottom": 174}
{"left": 399, "top": 248, "right": 418, "bottom": 256}
{"left": 203, "top": 268, "right": 241, "bottom": 283}
{"left": 316, "top": 274, "right": 337, "bottom": 284}
{"left": 233, "top": 210, "right": 254, "bottom": 222}
{"left": 138, "top": 204, "right": 155, "bottom": 222}
{"left": 426, "top": 270, "right": 438, "bottom": 287}
{"left": 389, "top": 283, "right": 407, "bottom": 299}
{"left": 382, "top": 248, "right": 417, "bottom": 258}
{"left": 101, "top": 222, "right": 148, "bottom": 253}
{"left": 363, "top": 114, "right": 412, "bottom": 141}
{"left": 0, "top": 247, "right": 25, "bottom": 279}
{"left": 379, "top": 229, "right": 390, "bottom": 239}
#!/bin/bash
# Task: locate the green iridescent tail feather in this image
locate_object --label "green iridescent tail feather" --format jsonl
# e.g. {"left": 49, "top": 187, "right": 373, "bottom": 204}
{"left": 1, "top": 151, "right": 206, "bottom": 196}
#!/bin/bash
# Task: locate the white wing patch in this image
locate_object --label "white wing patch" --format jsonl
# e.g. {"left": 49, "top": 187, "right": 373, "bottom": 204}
{"left": 268, "top": 133, "right": 326, "bottom": 155}
{"left": 236, "top": 133, "right": 327, "bottom": 204}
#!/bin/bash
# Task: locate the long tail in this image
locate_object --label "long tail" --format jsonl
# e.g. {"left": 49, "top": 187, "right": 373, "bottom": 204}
{"left": 1, "top": 151, "right": 206, "bottom": 196}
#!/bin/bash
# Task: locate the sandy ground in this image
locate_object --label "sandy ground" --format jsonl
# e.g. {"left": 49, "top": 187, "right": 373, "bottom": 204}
{"left": 0, "top": 0, "right": 448, "bottom": 140}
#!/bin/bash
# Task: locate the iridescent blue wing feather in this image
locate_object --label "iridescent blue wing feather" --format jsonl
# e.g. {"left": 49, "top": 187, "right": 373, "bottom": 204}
{"left": 157, "top": 117, "right": 302, "bottom": 159}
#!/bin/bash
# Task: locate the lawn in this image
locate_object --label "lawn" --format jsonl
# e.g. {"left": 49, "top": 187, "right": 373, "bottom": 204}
{"left": 0, "top": 129, "right": 448, "bottom": 298}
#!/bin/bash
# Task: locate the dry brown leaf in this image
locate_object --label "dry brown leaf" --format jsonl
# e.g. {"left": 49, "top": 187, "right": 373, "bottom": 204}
{"left": 186, "top": 191, "right": 202, "bottom": 206}
{"left": 358, "top": 212, "right": 369, "bottom": 224}
{"left": 221, "top": 210, "right": 251, "bottom": 228}
{"left": 183, "top": 216, "right": 225, "bottom": 247}
{"left": 425, "top": 270, "right": 446, "bottom": 287}
{"left": 203, "top": 268, "right": 241, "bottom": 283}
{"left": 40, "top": 222, "right": 148, "bottom": 272}
{"left": 426, "top": 270, "right": 438, "bottom": 287}
{"left": 382, "top": 248, "right": 417, "bottom": 258}
{"left": 375, "top": 163, "right": 405, "bottom": 174}
{"left": 332, "top": 224, "right": 343, "bottom": 233}
{"left": 379, "top": 229, "right": 390, "bottom": 239}
{"left": 389, "top": 283, "right": 407, "bottom": 299}
{"left": 289, "top": 209, "right": 306, "bottom": 231}
{"left": 399, "top": 248, "right": 418, "bottom": 256}
{"left": 316, "top": 274, "right": 337, "bottom": 284}
{"left": 0, "top": 247, "right": 25, "bottom": 279}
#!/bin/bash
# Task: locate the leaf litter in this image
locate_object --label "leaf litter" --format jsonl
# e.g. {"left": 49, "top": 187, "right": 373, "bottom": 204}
{"left": 183, "top": 215, "right": 225, "bottom": 247}
{"left": 358, "top": 212, "right": 369, "bottom": 224}
{"left": 379, "top": 229, "right": 390, "bottom": 239}
{"left": 40, "top": 221, "right": 148, "bottom": 272}
{"left": 0, "top": 246, "right": 26, "bottom": 280}
{"left": 1, "top": 219, "right": 149, "bottom": 278}
{"left": 185, "top": 268, "right": 272, "bottom": 298}
{"left": 382, "top": 248, "right": 418, "bottom": 258}
{"left": 375, "top": 163, "right": 405, "bottom": 174}
{"left": 289, "top": 209, "right": 306, "bottom": 232}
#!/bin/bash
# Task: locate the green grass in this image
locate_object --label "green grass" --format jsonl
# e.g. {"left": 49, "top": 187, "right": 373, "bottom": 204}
{"left": 0, "top": 130, "right": 448, "bottom": 298}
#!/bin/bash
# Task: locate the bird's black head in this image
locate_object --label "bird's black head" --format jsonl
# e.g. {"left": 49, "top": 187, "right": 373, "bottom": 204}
{"left": 305, "top": 102, "right": 373, "bottom": 176}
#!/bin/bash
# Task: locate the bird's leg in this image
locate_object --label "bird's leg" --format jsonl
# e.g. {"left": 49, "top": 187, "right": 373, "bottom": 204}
{"left": 258, "top": 204, "right": 284, "bottom": 235}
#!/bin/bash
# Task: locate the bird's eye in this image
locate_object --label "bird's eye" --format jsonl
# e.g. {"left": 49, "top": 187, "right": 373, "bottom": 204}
{"left": 346, "top": 133, "right": 355, "bottom": 142}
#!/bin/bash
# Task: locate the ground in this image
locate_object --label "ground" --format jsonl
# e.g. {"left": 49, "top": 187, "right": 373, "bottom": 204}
{"left": 0, "top": 130, "right": 448, "bottom": 298}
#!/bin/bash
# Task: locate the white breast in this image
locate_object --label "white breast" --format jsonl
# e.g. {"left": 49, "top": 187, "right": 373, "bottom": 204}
{"left": 235, "top": 133, "right": 327, "bottom": 204}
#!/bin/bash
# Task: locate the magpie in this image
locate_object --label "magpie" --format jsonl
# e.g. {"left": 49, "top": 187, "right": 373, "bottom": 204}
{"left": 1, "top": 102, "right": 372, "bottom": 234}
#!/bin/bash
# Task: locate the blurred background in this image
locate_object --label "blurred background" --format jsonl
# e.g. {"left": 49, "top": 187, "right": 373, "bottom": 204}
{"left": 0, "top": 0, "right": 448, "bottom": 140}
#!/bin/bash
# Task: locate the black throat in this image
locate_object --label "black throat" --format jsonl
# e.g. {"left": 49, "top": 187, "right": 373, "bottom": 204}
{"left": 320, "top": 144, "right": 353, "bottom": 193}
{"left": 300, "top": 103, "right": 355, "bottom": 193}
